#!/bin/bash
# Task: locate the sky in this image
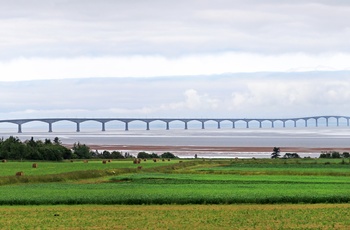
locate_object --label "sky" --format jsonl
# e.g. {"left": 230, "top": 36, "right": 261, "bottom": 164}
{"left": 1, "top": 0, "right": 350, "bottom": 120}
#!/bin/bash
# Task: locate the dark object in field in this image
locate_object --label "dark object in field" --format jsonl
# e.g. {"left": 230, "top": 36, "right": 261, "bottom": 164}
{"left": 108, "top": 159, "right": 112, "bottom": 162}
{"left": 54, "top": 214, "right": 60, "bottom": 216}
{"left": 162, "top": 158, "right": 165, "bottom": 161}
{"left": 102, "top": 160, "right": 107, "bottom": 164}
{"left": 84, "top": 160, "right": 88, "bottom": 163}
{"left": 168, "top": 159, "right": 170, "bottom": 161}
{"left": 70, "top": 160, "right": 73, "bottom": 162}
{"left": 133, "top": 159, "right": 141, "bottom": 164}
{"left": 137, "top": 166, "right": 142, "bottom": 170}
{"left": 179, "top": 161, "right": 183, "bottom": 163}
{"left": 2, "top": 159, "right": 6, "bottom": 163}
{"left": 15, "top": 171, "right": 24, "bottom": 176}
{"left": 32, "top": 163, "right": 38, "bottom": 168}
{"left": 153, "top": 159, "right": 157, "bottom": 162}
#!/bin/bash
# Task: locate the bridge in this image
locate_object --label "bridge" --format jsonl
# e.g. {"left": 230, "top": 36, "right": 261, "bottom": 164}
{"left": 0, "top": 116, "right": 349, "bottom": 133}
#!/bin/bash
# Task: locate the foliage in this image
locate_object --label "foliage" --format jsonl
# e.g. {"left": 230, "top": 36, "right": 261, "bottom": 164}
{"left": 160, "top": 152, "right": 178, "bottom": 158}
{"left": 283, "top": 153, "right": 300, "bottom": 158}
{"left": 94, "top": 150, "right": 125, "bottom": 159}
{"left": 271, "top": 147, "right": 280, "bottom": 159}
{"left": 137, "top": 151, "right": 159, "bottom": 159}
{"left": 72, "top": 142, "right": 92, "bottom": 159}
{"left": 319, "top": 151, "right": 349, "bottom": 158}
{"left": 0, "top": 136, "right": 72, "bottom": 161}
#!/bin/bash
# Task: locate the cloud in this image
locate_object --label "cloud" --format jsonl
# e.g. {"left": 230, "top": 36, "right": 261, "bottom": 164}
{"left": 1, "top": 0, "right": 350, "bottom": 61}
{"left": 2, "top": 72, "right": 350, "bottom": 120}
{"left": 1, "top": 53, "right": 350, "bottom": 81}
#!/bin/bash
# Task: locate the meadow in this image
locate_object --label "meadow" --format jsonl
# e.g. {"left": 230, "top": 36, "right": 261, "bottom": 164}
{"left": 1, "top": 204, "right": 350, "bottom": 229}
{"left": 1, "top": 158, "right": 350, "bottom": 228}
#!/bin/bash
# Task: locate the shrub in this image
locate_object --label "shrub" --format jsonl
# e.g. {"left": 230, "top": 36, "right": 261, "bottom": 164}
{"left": 160, "top": 152, "right": 178, "bottom": 159}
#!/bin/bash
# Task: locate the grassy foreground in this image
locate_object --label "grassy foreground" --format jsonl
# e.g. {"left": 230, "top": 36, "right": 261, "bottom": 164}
{"left": 0, "top": 204, "right": 349, "bottom": 229}
{"left": 1, "top": 158, "right": 350, "bottom": 228}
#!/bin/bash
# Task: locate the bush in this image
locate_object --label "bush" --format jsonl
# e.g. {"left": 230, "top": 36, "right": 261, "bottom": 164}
{"left": 160, "top": 152, "right": 178, "bottom": 159}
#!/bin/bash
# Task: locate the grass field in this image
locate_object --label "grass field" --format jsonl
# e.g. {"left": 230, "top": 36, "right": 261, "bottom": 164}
{"left": 0, "top": 204, "right": 349, "bottom": 229}
{"left": 1, "top": 158, "right": 350, "bottom": 228}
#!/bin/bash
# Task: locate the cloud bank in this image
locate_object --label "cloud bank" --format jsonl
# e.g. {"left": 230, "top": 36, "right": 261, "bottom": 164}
{"left": 1, "top": 72, "right": 350, "bottom": 120}
{"left": 1, "top": 0, "right": 350, "bottom": 81}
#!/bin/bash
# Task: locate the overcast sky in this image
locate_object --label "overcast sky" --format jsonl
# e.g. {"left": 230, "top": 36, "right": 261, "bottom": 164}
{"left": 0, "top": 0, "right": 350, "bottom": 120}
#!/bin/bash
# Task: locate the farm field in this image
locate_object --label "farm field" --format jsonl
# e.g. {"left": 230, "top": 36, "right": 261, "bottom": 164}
{"left": 0, "top": 204, "right": 350, "bottom": 229}
{"left": 1, "top": 158, "right": 350, "bottom": 228}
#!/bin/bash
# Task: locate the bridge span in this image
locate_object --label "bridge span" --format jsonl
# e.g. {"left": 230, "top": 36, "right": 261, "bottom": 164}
{"left": 0, "top": 116, "right": 349, "bottom": 133}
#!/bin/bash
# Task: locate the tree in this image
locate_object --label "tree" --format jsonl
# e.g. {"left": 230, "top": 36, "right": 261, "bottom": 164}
{"left": 160, "top": 152, "right": 177, "bottom": 159}
{"left": 271, "top": 147, "right": 280, "bottom": 159}
{"left": 72, "top": 142, "right": 92, "bottom": 159}
{"left": 111, "top": 151, "right": 125, "bottom": 159}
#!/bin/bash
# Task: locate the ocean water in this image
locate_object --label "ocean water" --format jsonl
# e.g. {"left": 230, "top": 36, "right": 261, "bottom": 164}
{"left": 1, "top": 127, "right": 350, "bottom": 158}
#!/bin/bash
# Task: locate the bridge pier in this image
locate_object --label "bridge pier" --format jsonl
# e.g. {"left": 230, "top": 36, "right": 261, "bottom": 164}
{"left": 217, "top": 122, "right": 221, "bottom": 129}
{"left": 101, "top": 122, "right": 106, "bottom": 132}
{"left": 48, "top": 123, "right": 53, "bottom": 132}
{"left": 146, "top": 122, "right": 150, "bottom": 130}
{"left": 125, "top": 122, "right": 129, "bottom": 131}
{"left": 326, "top": 118, "right": 329, "bottom": 127}
{"left": 184, "top": 122, "right": 188, "bottom": 130}
{"left": 259, "top": 121, "right": 262, "bottom": 128}
{"left": 294, "top": 120, "right": 297, "bottom": 128}
{"left": 166, "top": 122, "right": 169, "bottom": 130}
{"left": 337, "top": 118, "right": 339, "bottom": 127}
{"left": 18, "top": 124, "right": 22, "bottom": 133}
{"left": 201, "top": 122, "right": 205, "bottom": 129}
{"left": 271, "top": 121, "right": 274, "bottom": 128}
{"left": 246, "top": 121, "right": 249, "bottom": 128}
{"left": 283, "top": 121, "right": 286, "bottom": 128}
{"left": 76, "top": 123, "right": 80, "bottom": 132}
{"left": 305, "top": 119, "right": 307, "bottom": 127}
{"left": 315, "top": 119, "right": 318, "bottom": 127}
{"left": 347, "top": 119, "right": 349, "bottom": 126}
{"left": 232, "top": 121, "right": 235, "bottom": 128}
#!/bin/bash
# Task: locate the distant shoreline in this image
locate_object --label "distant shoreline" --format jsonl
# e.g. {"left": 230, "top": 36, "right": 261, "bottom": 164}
{"left": 84, "top": 144, "right": 350, "bottom": 153}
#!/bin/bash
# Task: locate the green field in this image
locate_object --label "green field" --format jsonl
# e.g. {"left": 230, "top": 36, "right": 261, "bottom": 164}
{"left": 1, "top": 204, "right": 350, "bottom": 229}
{"left": 1, "top": 158, "right": 350, "bottom": 228}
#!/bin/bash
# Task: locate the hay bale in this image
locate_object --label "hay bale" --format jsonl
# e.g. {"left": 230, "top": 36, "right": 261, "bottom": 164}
{"left": 16, "top": 171, "right": 24, "bottom": 176}
{"left": 168, "top": 159, "right": 170, "bottom": 161}
{"left": 32, "top": 163, "right": 38, "bottom": 168}
{"left": 162, "top": 158, "right": 165, "bottom": 162}
{"left": 102, "top": 160, "right": 107, "bottom": 164}
{"left": 133, "top": 159, "right": 137, "bottom": 164}
{"left": 143, "top": 159, "right": 147, "bottom": 161}
{"left": 137, "top": 166, "right": 142, "bottom": 170}
{"left": 108, "top": 159, "right": 112, "bottom": 162}
{"left": 70, "top": 160, "right": 74, "bottom": 162}
{"left": 84, "top": 160, "right": 88, "bottom": 163}
{"left": 2, "top": 159, "right": 7, "bottom": 163}
{"left": 153, "top": 159, "right": 157, "bottom": 162}
{"left": 179, "top": 161, "right": 183, "bottom": 163}
{"left": 137, "top": 159, "right": 141, "bottom": 164}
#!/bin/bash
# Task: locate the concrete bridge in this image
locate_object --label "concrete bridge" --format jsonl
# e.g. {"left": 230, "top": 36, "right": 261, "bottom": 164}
{"left": 0, "top": 116, "right": 349, "bottom": 133}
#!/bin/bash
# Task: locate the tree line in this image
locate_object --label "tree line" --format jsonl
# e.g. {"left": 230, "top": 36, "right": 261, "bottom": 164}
{"left": 0, "top": 136, "right": 130, "bottom": 161}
